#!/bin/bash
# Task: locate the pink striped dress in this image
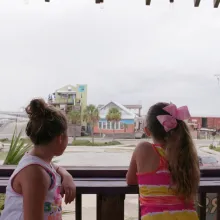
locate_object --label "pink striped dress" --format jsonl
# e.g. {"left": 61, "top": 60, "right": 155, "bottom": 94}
{"left": 136, "top": 144, "right": 198, "bottom": 220}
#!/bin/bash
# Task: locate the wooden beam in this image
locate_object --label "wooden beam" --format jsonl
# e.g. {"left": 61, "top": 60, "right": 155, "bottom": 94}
{"left": 0, "top": 165, "right": 220, "bottom": 178}
{"left": 97, "top": 195, "right": 125, "bottom": 220}
{"left": 75, "top": 194, "right": 82, "bottom": 220}
{"left": 194, "top": 0, "right": 201, "bottom": 7}
{"left": 217, "top": 193, "right": 220, "bottom": 220}
{"left": 198, "top": 192, "right": 206, "bottom": 220}
{"left": 146, "top": 0, "right": 151, "bottom": 5}
{"left": 146, "top": 0, "right": 174, "bottom": 4}
{"left": 214, "top": 0, "right": 220, "bottom": 8}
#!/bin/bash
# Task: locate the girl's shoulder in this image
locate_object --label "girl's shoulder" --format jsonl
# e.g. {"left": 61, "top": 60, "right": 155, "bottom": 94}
{"left": 136, "top": 141, "right": 152, "bottom": 150}
{"left": 12, "top": 164, "right": 51, "bottom": 195}
{"left": 135, "top": 141, "right": 161, "bottom": 173}
{"left": 17, "top": 164, "right": 51, "bottom": 183}
{"left": 135, "top": 141, "right": 155, "bottom": 157}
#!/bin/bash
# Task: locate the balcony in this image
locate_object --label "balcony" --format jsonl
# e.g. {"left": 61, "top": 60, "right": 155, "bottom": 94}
{"left": 50, "top": 100, "right": 75, "bottom": 105}
{"left": 0, "top": 166, "right": 219, "bottom": 220}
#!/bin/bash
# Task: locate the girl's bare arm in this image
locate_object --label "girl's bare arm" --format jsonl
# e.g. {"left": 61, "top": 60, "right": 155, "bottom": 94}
{"left": 52, "top": 164, "right": 72, "bottom": 180}
{"left": 19, "top": 165, "right": 50, "bottom": 220}
{"left": 126, "top": 149, "right": 138, "bottom": 185}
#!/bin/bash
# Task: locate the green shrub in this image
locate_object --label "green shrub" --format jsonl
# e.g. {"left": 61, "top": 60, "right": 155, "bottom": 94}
{"left": 209, "top": 145, "right": 220, "bottom": 152}
{"left": 4, "top": 130, "right": 32, "bottom": 165}
{"left": 0, "top": 138, "right": 9, "bottom": 143}
{"left": 109, "top": 140, "right": 121, "bottom": 145}
{"left": 72, "top": 140, "right": 91, "bottom": 146}
{"left": 20, "top": 138, "right": 31, "bottom": 143}
{"left": 0, "top": 193, "right": 5, "bottom": 212}
{"left": 209, "top": 144, "right": 215, "bottom": 149}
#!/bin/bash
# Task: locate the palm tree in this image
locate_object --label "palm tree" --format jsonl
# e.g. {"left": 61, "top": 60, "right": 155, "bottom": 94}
{"left": 67, "top": 110, "right": 81, "bottom": 141}
{"left": 106, "top": 107, "right": 122, "bottom": 140}
{"left": 83, "top": 105, "right": 99, "bottom": 144}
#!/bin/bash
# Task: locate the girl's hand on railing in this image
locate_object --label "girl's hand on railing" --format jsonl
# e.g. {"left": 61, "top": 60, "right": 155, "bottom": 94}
{"left": 61, "top": 173, "right": 76, "bottom": 204}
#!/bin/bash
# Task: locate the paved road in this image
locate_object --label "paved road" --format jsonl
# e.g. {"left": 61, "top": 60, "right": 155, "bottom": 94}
{"left": 57, "top": 139, "right": 217, "bottom": 166}
{"left": 1, "top": 137, "right": 217, "bottom": 166}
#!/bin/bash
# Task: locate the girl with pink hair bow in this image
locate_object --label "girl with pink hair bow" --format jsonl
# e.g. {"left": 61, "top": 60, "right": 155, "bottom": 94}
{"left": 126, "top": 102, "right": 200, "bottom": 220}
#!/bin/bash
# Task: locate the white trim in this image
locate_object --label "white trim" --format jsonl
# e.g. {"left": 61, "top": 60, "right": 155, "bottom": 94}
{"left": 107, "top": 121, "right": 111, "bottom": 129}
{"left": 99, "top": 101, "right": 136, "bottom": 118}
{"left": 103, "top": 121, "right": 107, "bottom": 129}
{"left": 99, "top": 121, "right": 126, "bottom": 130}
{"left": 56, "top": 91, "right": 76, "bottom": 94}
{"left": 99, "top": 114, "right": 135, "bottom": 119}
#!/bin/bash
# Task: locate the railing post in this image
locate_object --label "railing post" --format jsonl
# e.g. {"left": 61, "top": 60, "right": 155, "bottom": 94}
{"left": 217, "top": 193, "right": 220, "bottom": 220}
{"left": 138, "top": 195, "right": 141, "bottom": 220}
{"left": 198, "top": 192, "right": 206, "bottom": 220}
{"left": 75, "top": 194, "right": 82, "bottom": 220}
{"left": 97, "top": 194, "right": 125, "bottom": 220}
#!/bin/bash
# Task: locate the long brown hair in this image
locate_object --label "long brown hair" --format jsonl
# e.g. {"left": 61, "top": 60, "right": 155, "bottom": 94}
{"left": 25, "top": 98, "right": 67, "bottom": 145}
{"left": 146, "top": 102, "right": 200, "bottom": 201}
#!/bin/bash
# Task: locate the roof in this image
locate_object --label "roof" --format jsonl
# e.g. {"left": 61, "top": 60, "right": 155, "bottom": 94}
{"left": 55, "top": 85, "right": 76, "bottom": 93}
{"left": 99, "top": 101, "right": 137, "bottom": 118}
{"left": 123, "top": 104, "right": 142, "bottom": 109}
{"left": 98, "top": 104, "right": 142, "bottom": 110}
{"left": 191, "top": 115, "right": 220, "bottom": 119}
{"left": 56, "top": 90, "right": 76, "bottom": 94}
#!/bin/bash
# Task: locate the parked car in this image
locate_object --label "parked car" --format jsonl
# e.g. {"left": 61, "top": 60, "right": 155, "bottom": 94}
{"left": 81, "top": 130, "right": 89, "bottom": 136}
{"left": 198, "top": 156, "right": 219, "bottom": 167}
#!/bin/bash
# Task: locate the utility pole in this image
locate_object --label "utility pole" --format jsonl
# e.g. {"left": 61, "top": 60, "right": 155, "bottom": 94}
{"left": 214, "top": 74, "right": 220, "bottom": 85}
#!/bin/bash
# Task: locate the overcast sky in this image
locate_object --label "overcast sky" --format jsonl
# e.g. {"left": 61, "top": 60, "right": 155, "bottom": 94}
{"left": 0, "top": 0, "right": 220, "bottom": 116}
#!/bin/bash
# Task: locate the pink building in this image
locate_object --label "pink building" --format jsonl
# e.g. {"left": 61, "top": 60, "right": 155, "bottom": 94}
{"left": 189, "top": 116, "right": 220, "bottom": 130}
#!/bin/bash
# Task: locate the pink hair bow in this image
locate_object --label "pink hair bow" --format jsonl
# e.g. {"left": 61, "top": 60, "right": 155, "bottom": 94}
{"left": 156, "top": 104, "right": 191, "bottom": 132}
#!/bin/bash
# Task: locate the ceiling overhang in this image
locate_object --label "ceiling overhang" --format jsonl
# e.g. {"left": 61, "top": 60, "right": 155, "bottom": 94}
{"left": 45, "top": 0, "right": 220, "bottom": 8}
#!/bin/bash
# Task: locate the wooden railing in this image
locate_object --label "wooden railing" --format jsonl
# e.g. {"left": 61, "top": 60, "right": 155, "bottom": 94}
{"left": 0, "top": 166, "right": 220, "bottom": 220}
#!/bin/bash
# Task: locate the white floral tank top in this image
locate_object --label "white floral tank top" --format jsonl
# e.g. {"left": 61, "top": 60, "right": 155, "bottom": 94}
{"left": 0, "top": 154, "right": 62, "bottom": 220}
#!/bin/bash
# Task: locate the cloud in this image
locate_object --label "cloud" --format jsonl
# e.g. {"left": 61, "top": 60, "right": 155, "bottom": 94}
{"left": 0, "top": 0, "right": 219, "bottom": 116}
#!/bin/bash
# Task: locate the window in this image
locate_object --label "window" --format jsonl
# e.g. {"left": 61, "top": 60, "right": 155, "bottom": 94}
{"left": 61, "top": 93, "right": 68, "bottom": 98}
{"left": 115, "top": 122, "right": 119, "bottom": 130}
{"left": 99, "top": 122, "right": 102, "bottom": 129}
{"left": 107, "top": 121, "right": 111, "bottom": 129}
{"left": 111, "top": 122, "right": 115, "bottom": 130}
{"left": 103, "top": 121, "right": 107, "bottom": 129}
{"left": 202, "top": 118, "right": 207, "bottom": 128}
{"left": 120, "top": 122, "right": 124, "bottom": 129}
